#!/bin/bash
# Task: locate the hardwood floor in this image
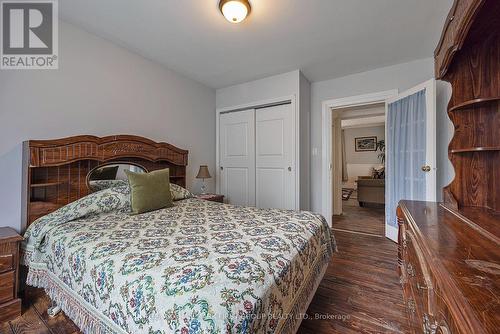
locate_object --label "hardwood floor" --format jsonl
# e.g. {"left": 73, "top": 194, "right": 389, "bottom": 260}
{"left": 297, "top": 231, "right": 408, "bottom": 333}
{"left": 1, "top": 230, "right": 408, "bottom": 334}
{"left": 0, "top": 287, "right": 80, "bottom": 334}
{"left": 333, "top": 197, "right": 385, "bottom": 236}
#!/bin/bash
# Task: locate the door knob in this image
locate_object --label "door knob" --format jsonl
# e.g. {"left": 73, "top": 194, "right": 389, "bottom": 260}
{"left": 220, "top": 166, "right": 224, "bottom": 171}
{"left": 421, "top": 165, "right": 431, "bottom": 172}
{"left": 288, "top": 167, "right": 292, "bottom": 172}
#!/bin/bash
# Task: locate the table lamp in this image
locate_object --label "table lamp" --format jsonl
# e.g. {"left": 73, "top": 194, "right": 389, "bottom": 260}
{"left": 196, "top": 165, "right": 211, "bottom": 194}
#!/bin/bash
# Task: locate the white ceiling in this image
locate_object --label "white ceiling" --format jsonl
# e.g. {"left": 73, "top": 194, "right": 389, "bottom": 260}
{"left": 60, "top": 0, "right": 453, "bottom": 89}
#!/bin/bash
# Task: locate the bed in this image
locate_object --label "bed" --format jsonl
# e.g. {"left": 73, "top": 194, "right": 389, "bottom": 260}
{"left": 21, "top": 135, "right": 336, "bottom": 334}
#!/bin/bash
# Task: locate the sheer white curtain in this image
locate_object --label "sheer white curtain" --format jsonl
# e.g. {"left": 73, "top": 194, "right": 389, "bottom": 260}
{"left": 386, "top": 89, "right": 427, "bottom": 228}
{"left": 341, "top": 129, "right": 348, "bottom": 182}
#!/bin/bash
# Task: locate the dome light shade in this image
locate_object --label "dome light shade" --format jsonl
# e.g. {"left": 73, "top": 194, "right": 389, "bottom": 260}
{"left": 219, "top": 0, "right": 251, "bottom": 23}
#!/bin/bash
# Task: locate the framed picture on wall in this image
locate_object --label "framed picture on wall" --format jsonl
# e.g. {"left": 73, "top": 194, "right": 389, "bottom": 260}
{"left": 355, "top": 136, "right": 377, "bottom": 152}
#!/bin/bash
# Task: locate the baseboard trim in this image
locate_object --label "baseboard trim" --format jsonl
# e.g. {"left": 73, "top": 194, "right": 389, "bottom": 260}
{"left": 332, "top": 228, "right": 385, "bottom": 238}
{"left": 385, "top": 224, "right": 399, "bottom": 243}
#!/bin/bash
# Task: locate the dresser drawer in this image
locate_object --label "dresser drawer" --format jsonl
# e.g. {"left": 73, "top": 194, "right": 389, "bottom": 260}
{"left": 406, "top": 233, "right": 434, "bottom": 308}
{"left": 401, "top": 230, "right": 438, "bottom": 333}
{"left": 429, "top": 286, "right": 464, "bottom": 334}
{"left": 0, "top": 270, "right": 15, "bottom": 303}
{"left": 0, "top": 253, "right": 14, "bottom": 273}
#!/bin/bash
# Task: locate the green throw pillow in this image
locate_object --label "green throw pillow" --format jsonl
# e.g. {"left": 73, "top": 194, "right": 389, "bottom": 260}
{"left": 124, "top": 168, "right": 173, "bottom": 214}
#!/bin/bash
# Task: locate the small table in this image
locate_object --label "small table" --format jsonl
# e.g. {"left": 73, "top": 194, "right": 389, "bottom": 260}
{"left": 195, "top": 193, "right": 224, "bottom": 203}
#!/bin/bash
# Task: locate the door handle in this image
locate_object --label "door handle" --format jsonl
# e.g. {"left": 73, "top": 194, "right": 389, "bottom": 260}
{"left": 421, "top": 165, "right": 431, "bottom": 172}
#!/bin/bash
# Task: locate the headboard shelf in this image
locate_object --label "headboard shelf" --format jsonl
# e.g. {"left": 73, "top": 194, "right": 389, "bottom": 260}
{"left": 22, "top": 135, "right": 189, "bottom": 229}
{"left": 27, "top": 135, "right": 188, "bottom": 167}
{"left": 30, "top": 181, "right": 66, "bottom": 188}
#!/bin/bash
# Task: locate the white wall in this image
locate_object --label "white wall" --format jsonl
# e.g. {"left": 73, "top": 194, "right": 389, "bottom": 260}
{"left": 436, "top": 80, "right": 454, "bottom": 201}
{"left": 216, "top": 70, "right": 299, "bottom": 109}
{"left": 0, "top": 21, "right": 216, "bottom": 232}
{"left": 344, "top": 125, "right": 385, "bottom": 164}
{"left": 341, "top": 125, "right": 385, "bottom": 189}
{"left": 311, "top": 58, "right": 440, "bottom": 212}
{"left": 299, "top": 72, "right": 311, "bottom": 210}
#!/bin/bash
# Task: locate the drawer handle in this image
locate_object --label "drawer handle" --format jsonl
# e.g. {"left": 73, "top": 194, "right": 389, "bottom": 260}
{"left": 407, "top": 299, "right": 416, "bottom": 314}
{"left": 437, "top": 325, "right": 450, "bottom": 334}
{"left": 417, "top": 282, "right": 428, "bottom": 290}
{"left": 423, "top": 313, "right": 438, "bottom": 334}
{"left": 406, "top": 263, "right": 415, "bottom": 277}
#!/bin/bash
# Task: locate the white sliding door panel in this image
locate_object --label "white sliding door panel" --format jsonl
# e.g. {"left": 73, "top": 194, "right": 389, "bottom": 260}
{"left": 256, "top": 104, "right": 295, "bottom": 209}
{"left": 220, "top": 110, "right": 255, "bottom": 206}
{"left": 256, "top": 168, "right": 285, "bottom": 209}
{"left": 225, "top": 168, "right": 251, "bottom": 206}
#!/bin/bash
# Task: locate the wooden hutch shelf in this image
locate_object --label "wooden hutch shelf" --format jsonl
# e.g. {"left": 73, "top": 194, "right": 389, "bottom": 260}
{"left": 436, "top": 0, "right": 500, "bottom": 214}
{"left": 448, "top": 97, "right": 500, "bottom": 112}
{"left": 450, "top": 146, "right": 500, "bottom": 153}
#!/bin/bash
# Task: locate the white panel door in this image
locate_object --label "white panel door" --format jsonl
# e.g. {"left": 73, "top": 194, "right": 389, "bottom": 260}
{"left": 255, "top": 104, "right": 295, "bottom": 209}
{"left": 385, "top": 79, "right": 436, "bottom": 242}
{"left": 219, "top": 110, "right": 256, "bottom": 206}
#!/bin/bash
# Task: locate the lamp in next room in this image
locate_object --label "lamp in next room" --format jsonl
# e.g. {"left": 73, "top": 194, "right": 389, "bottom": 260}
{"left": 196, "top": 165, "right": 211, "bottom": 194}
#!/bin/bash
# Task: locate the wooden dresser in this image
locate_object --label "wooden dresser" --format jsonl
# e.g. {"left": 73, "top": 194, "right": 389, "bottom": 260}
{"left": 398, "top": 0, "right": 500, "bottom": 333}
{"left": 0, "top": 227, "right": 23, "bottom": 323}
{"left": 398, "top": 202, "right": 499, "bottom": 333}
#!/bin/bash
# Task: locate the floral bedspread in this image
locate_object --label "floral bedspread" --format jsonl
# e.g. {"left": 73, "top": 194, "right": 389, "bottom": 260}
{"left": 23, "top": 185, "right": 335, "bottom": 334}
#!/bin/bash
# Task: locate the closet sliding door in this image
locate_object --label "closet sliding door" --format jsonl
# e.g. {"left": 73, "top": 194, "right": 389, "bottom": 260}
{"left": 219, "top": 104, "right": 295, "bottom": 209}
{"left": 219, "top": 110, "right": 256, "bottom": 206}
{"left": 256, "top": 104, "right": 295, "bottom": 210}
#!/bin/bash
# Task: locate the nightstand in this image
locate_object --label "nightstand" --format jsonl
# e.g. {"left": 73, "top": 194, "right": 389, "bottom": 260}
{"left": 0, "top": 227, "right": 23, "bottom": 323}
{"left": 195, "top": 193, "right": 224, "bottom": 203}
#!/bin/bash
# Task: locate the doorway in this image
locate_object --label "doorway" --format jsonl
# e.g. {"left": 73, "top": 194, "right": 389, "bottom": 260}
{"left": 321, "top": 89, "right": 397, "bottom": 234}
{"left": 332, "top": 104, "right": 386, "bottom": 236}
{"left": 322, "top": 80, "right": 437, "bottom": 242}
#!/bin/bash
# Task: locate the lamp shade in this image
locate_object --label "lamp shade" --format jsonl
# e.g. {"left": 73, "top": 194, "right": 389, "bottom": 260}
{"left": 196, "top": 165, "right": 211, "bottom": 179}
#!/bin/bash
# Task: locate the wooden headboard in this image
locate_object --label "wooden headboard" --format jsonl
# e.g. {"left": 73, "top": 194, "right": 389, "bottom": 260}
{"left": 22, "top": 135, "right": 188, "bottom": 228}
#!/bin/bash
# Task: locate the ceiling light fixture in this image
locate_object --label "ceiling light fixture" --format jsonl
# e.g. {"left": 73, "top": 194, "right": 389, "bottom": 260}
{"left": 219, "top": 0, "right": 251, "bottom": 24}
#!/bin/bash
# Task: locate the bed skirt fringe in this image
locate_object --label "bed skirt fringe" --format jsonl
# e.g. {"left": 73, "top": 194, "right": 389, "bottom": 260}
{"left": 27, "top": 268, "right": 121, "bottom": 334}
{"left": 277, "top": 247, "right": 332, "bottom": 334}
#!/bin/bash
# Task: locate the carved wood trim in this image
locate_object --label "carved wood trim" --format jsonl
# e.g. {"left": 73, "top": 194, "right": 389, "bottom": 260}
{"left": 434, "top": 0, "right": 485, "bottom": 79}
{"left": 27, "top": 135, "right": 188, "bottom": 167}
{"left": 398, "top": 202, "right": 493, "bottom": 334}
{"left": 22, "top": 135, "right": 189, "bottom": 229}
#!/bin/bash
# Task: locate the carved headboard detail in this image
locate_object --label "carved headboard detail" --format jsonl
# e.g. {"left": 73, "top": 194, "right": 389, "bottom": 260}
{"left": 22, "top": 135, "right": 188, "bottom": 229}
